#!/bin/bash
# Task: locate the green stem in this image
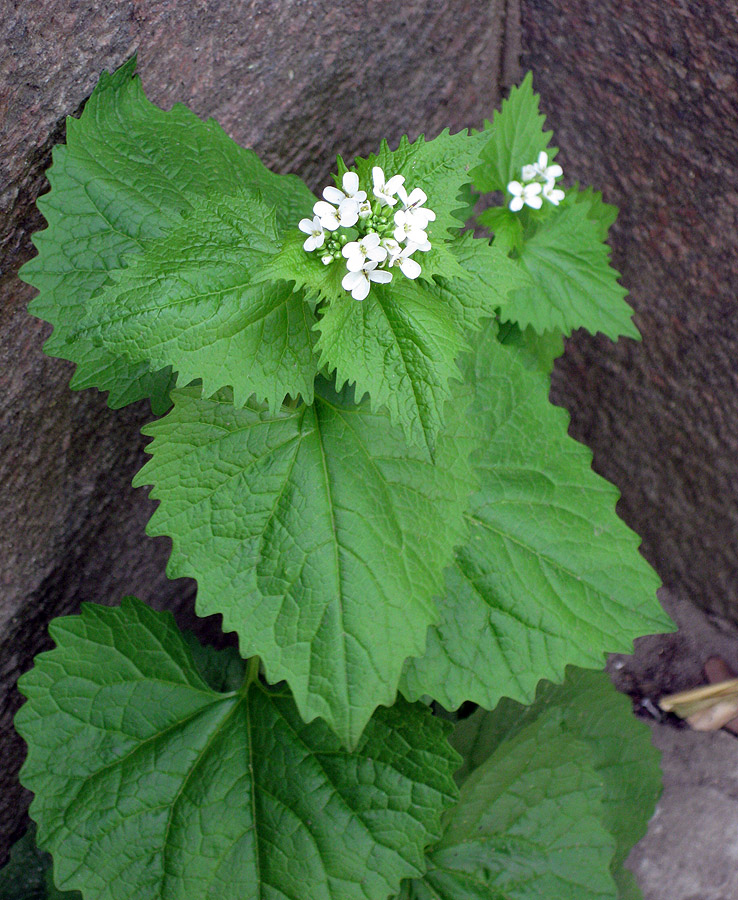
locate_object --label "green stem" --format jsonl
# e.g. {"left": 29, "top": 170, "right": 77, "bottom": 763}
{"left": 241, "top": 655, "right": 261, "bottom": 693}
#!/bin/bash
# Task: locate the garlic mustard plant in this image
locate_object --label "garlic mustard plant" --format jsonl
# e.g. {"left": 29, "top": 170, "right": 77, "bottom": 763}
{"left": 9, "top": 61, "right": 671, "bottom": 900}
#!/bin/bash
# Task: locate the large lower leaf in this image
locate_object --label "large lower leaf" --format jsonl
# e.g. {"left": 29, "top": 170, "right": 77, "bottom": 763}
{"left": 402, "top": 322, "right": 671, "bottom": 712}
{"left": 133, "top": 379, "right": 476, "bottom": 747}
{"left": 16, "top": 598, "right": 459, "bottom": 900}
{"left": 77, "top": 193, "right": 317, "bottom": 408}
{"left": 20, "top": 57, "right": 314, "bottom": 410}
{"left": 401, "top": 718, "right": 617, "bottom": 899}
{"left": 452, "top": 668, "right": 661, "bottom": 900}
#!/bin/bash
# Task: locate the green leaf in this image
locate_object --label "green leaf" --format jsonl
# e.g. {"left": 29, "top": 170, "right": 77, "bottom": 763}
{"left": 471, "top": 72, "right": 556, "bottom": 194}
{"left": 20, "top": 56, "right": 313, "bottom": 410}
{"left": 496, "top": 320, "right": 565, "bottom": 376}
{"left": 0, "top": 825, "right": 79, "bottom": 900}
{"left": 313, "top": 278, "right": 464, "bottom": 458}
{"left": 431, "top": 231, "right": 533, "bottom": 333}
{"left": 570, "top": 184, "right": 619, "bottom": 240}
{"left": 452, "top": 667, "right": 662, "bottom": 900}
{"left": 401, "top": 321, "right": 671, "bottom": 713}
{"left": 133, "top": 378, "right": 476, "bottom": 747}
{"left": 402, "top": 711, "right": 617, "bottom": 899}
{"left": 16, "top": 598, "right": 459, "bottom": 900}
{"left": 501, "top": 193, "right": 638, "bottom": 339}
{"left": 77, "top": 192, "right": 317, "bottom": 409}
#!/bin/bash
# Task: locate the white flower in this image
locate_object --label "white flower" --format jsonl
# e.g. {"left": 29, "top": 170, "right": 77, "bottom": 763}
{"left": 323, "top": 171, "right": 367, "bottom": 205}
{"left": 342, "top": 261, "right": 393, "bottom": 301}
{"left": 522, "top": 151, "right": 563, "bottom": 184}
{"left": 313, "top": 198, "right": 360, "bottom": 231}
{"left": 358, "top": 199, "right": 372, "bottom": 219}
{"left": 507, "top": 180, "right": 542, "bottom": 212}
{"left": 393, "top": 210, "right": 431, "bottom": 245}
{"left": 381, "top": 237, "right": 403, "bottom": 259}
{"left": 393, "top": 185, "right": 436, "bottom": 242}
{"left": 542, "top": 180, "right": 565, "bottom": 206}
{"left": 521, "top": 162, "right": 538, "bottom": 182}
{"left": 342, "top": 232, "right": 388, "bottom": 272}
{"left": 372, "top": 166, "right": 406, "bottom": 207}
{"left": 298, "top": 215, "right": 326, "bottom": 252}
{"left": 396, "top": 185, "right": 436, "bottom": 224}
{"left": 388, "top": 243, "right": 422, "bottom": 280}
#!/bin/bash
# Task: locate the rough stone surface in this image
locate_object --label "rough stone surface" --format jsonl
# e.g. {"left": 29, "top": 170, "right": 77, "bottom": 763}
{"left": 521, "top": 0, "right": 738, "bottom": 619}
{"left": 628, "top": 724, "right": 738, "bottom": 900}
{"left": 0, "top": 0, "right": 517, "bottom": 862}
{"left": 615, "top": 591, "right": 738, "bottom": 900}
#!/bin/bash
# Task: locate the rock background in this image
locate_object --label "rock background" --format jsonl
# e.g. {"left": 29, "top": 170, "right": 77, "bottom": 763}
{"left": 3, "top": 0, "right": 738, "bottom": 884}
{"left": 0, "top": 0, "right": 517, "bottom": 860}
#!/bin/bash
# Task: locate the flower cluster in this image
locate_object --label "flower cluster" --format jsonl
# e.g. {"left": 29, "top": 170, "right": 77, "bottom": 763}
{"left": 507, "top": 151, "right": 565, "bottom": 212}
{"left": 298, "top": 167, "right": 435, "bottom": 301}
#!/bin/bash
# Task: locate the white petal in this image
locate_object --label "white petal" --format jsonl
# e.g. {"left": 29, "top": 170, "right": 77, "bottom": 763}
{"left": 406, "top": 208, "right": 434, "bottom": 231}
{"left": 323, "top": 185, "right": 345, "bottom": 204}
{"left": 385, "top": 174, "right": 405, "bottom": 194}
{"left": 298, "top": 217, "right": 315, "bottom": 234}
{"left": 399, "top": 257, "right": 421, "bottom": 279}
{"left": 509, "top": 196, "right": 524, "bottom": 212}
{"left": 342, "top": 241, "right": 362, "bottom": 258}
{"left": 394, "top": 209, "right": 408, "bottom": 227}
{"left": 372, "top": 166, "right": 386, "bottom": 190}
{"left": 525, "top": 193, "right": 543, "bottom": 209}
{"left": 363, "top": 232, "right": 381, "bottom": 249}
{"left": 313, "top": 200, "right": 337, "bottom": 218}
{"left": 507, "top": 180, "right": 524, "bottom": 197}
{"left": 369, "top": 268, "right": 393, "bottom": 284}
{"left": 346, "top": 255, "right": 366, "bottom": 272}
{"left": 521, "top": 164, "right": 537, "bottom": 182}
{"left": 352, "top": 277, "right": 371, "bottom": 301}
{"left": 406, "top": 227, "right": 429, "bottom": 245}
{"left": 537, "top": 151, "right": 548, "bottom": 168}
{"left": 546, "top": 164, "right": 563, "bottom": 179}
{"left": 545, "top": 188, "right": 565, "bottom": 206}
{"left": 367, "top": 245, "right": 387, "bottom": 263}
{"left": 525, "top": 182, "right": 542, "bottom": 197}
{"left": 342, "top": 270, "right": 362, "bottom": 292}
{"left": 337, "top": 199, "right": 359, "bottom": 227}
{"left": 304, "top": 232, "right": 325, "bottom": 252}
{"left": 342, "top": 171, "right": 360, "bottom": 196}
{"left": 405, "top": 187, "right": 427, "bottom": 208}
{"left": 395, "top": 183, "right": 409, "bottom": 206}
{"left": 394, "top": 225, "right": 407, "bottom": 242}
